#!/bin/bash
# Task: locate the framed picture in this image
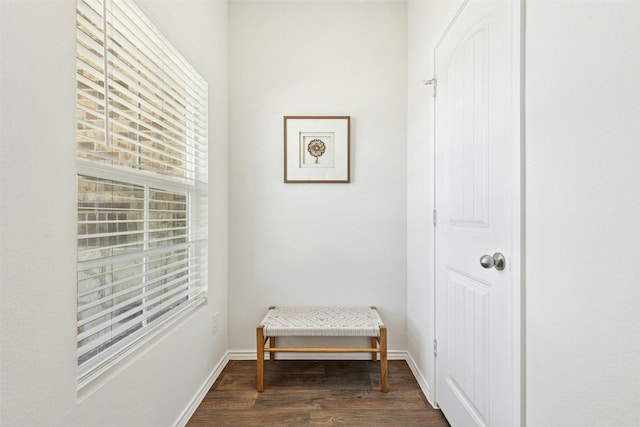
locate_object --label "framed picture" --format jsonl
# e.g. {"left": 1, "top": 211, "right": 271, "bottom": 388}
{"left": 284, "top": 116, "right": 351, "bottom": 183}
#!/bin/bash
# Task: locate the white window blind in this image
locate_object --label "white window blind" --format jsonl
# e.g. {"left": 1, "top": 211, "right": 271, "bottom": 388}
{"left": 76, "top": 0, "right": 208, "bottom": 384}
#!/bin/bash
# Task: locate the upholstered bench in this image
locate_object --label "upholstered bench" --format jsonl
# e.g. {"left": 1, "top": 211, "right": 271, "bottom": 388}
{"left": 256, "top": 306, "right": 388, "bottom": 392}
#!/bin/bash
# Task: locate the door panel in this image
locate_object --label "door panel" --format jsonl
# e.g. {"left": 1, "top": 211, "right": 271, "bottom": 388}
{"left": 447, "top": 22, "right": 489, "bottom": 230}
{"left": 446, "top": 268, "right": 490, "bottom": 424}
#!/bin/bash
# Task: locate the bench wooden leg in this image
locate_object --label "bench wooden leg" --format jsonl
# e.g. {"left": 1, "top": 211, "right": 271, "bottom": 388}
{"left": 269, "top": 336, "right": 276, "bottom": 361}
{"left": 257, "top": 325, "right": 264, "bottom": 392}
{"left": 371, "top": 337, "right": 378, "bottom": 362}
{"left": 380, "top": 326, "right": 388, "bottom": 392}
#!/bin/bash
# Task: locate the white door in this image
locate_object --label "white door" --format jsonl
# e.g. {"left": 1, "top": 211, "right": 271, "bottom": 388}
{"left": 434, "top": 0, "right": 521, "bottom": 426}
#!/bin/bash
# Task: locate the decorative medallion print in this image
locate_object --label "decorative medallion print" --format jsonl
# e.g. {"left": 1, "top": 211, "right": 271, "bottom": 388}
{"left": 307, "top": 139, "right": 326, "bottom": 164}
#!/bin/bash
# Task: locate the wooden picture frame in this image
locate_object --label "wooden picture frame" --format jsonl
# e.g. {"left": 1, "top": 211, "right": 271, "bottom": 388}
{"left": 284, "top": 116, "right": 351, "bottom": 183}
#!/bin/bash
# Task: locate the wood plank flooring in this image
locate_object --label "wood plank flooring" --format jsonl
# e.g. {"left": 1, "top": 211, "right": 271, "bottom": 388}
{"left": 187, "top": 360, "right": 450, "bottom": 426}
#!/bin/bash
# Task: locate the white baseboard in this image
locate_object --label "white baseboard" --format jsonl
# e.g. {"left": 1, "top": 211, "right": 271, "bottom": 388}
{"left": 173, "top": 352, "right": 230, "bottom": 427}
{"left": 404, "top": 352, "right": 437, "bottom": 408}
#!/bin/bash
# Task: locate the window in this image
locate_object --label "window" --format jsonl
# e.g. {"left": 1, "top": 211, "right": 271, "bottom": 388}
{"left": 76, "top": 0, "right": 208, "bottom": 384}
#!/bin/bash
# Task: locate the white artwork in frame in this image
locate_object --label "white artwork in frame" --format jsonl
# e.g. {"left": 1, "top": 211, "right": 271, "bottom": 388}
{"left": 284, "top": 116, "right": 350, "bottom": 183}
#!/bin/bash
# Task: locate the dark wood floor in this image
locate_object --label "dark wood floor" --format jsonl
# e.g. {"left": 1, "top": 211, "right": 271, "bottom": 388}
{"left": 187, "top": 360, "right": 450, "bottom": 426}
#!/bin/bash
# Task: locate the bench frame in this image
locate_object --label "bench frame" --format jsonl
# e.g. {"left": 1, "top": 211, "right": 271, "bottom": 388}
{"left": 256, "top": 306, "right": 388, "bottom": 392}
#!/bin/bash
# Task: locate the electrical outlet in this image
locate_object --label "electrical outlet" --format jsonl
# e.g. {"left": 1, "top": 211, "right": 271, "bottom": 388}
{"left": 212, "top": 312, "right": 219, "bottom": 335}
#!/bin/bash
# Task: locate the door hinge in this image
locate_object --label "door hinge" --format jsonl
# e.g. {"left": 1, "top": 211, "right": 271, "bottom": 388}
{"left": 423, "top": 78, "right": 437, "bottom": 97}
{"left": 433, "top": 339, "right": 438, "bottom": 357}
{"left": 433, "top": 209, "right": 437, "bottom": 227}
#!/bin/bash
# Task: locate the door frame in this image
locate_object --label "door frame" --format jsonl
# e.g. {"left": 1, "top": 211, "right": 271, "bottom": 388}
{"left": 430, "top": 0, "right": 525, "bottom": 425}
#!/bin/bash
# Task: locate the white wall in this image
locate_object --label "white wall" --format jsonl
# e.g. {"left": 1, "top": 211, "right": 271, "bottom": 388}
{"left": 406, "top": 0, "right": 463, "bottom": 404}
{"left": 407, "top": 0, "right": 640, "bottom": 425}
{"left": 525, "top": 1, "right": 640, "bottom": 425}
{"left": 0, "top": 1, "right": 228, "bottom": 426}
{"left": 228, "top": 1, "right": 408, "bottom": 354}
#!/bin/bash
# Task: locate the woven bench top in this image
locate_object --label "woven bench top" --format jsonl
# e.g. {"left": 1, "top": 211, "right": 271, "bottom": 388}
{"left": 260, "top": 307, "right": 383, "bottom": 337}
